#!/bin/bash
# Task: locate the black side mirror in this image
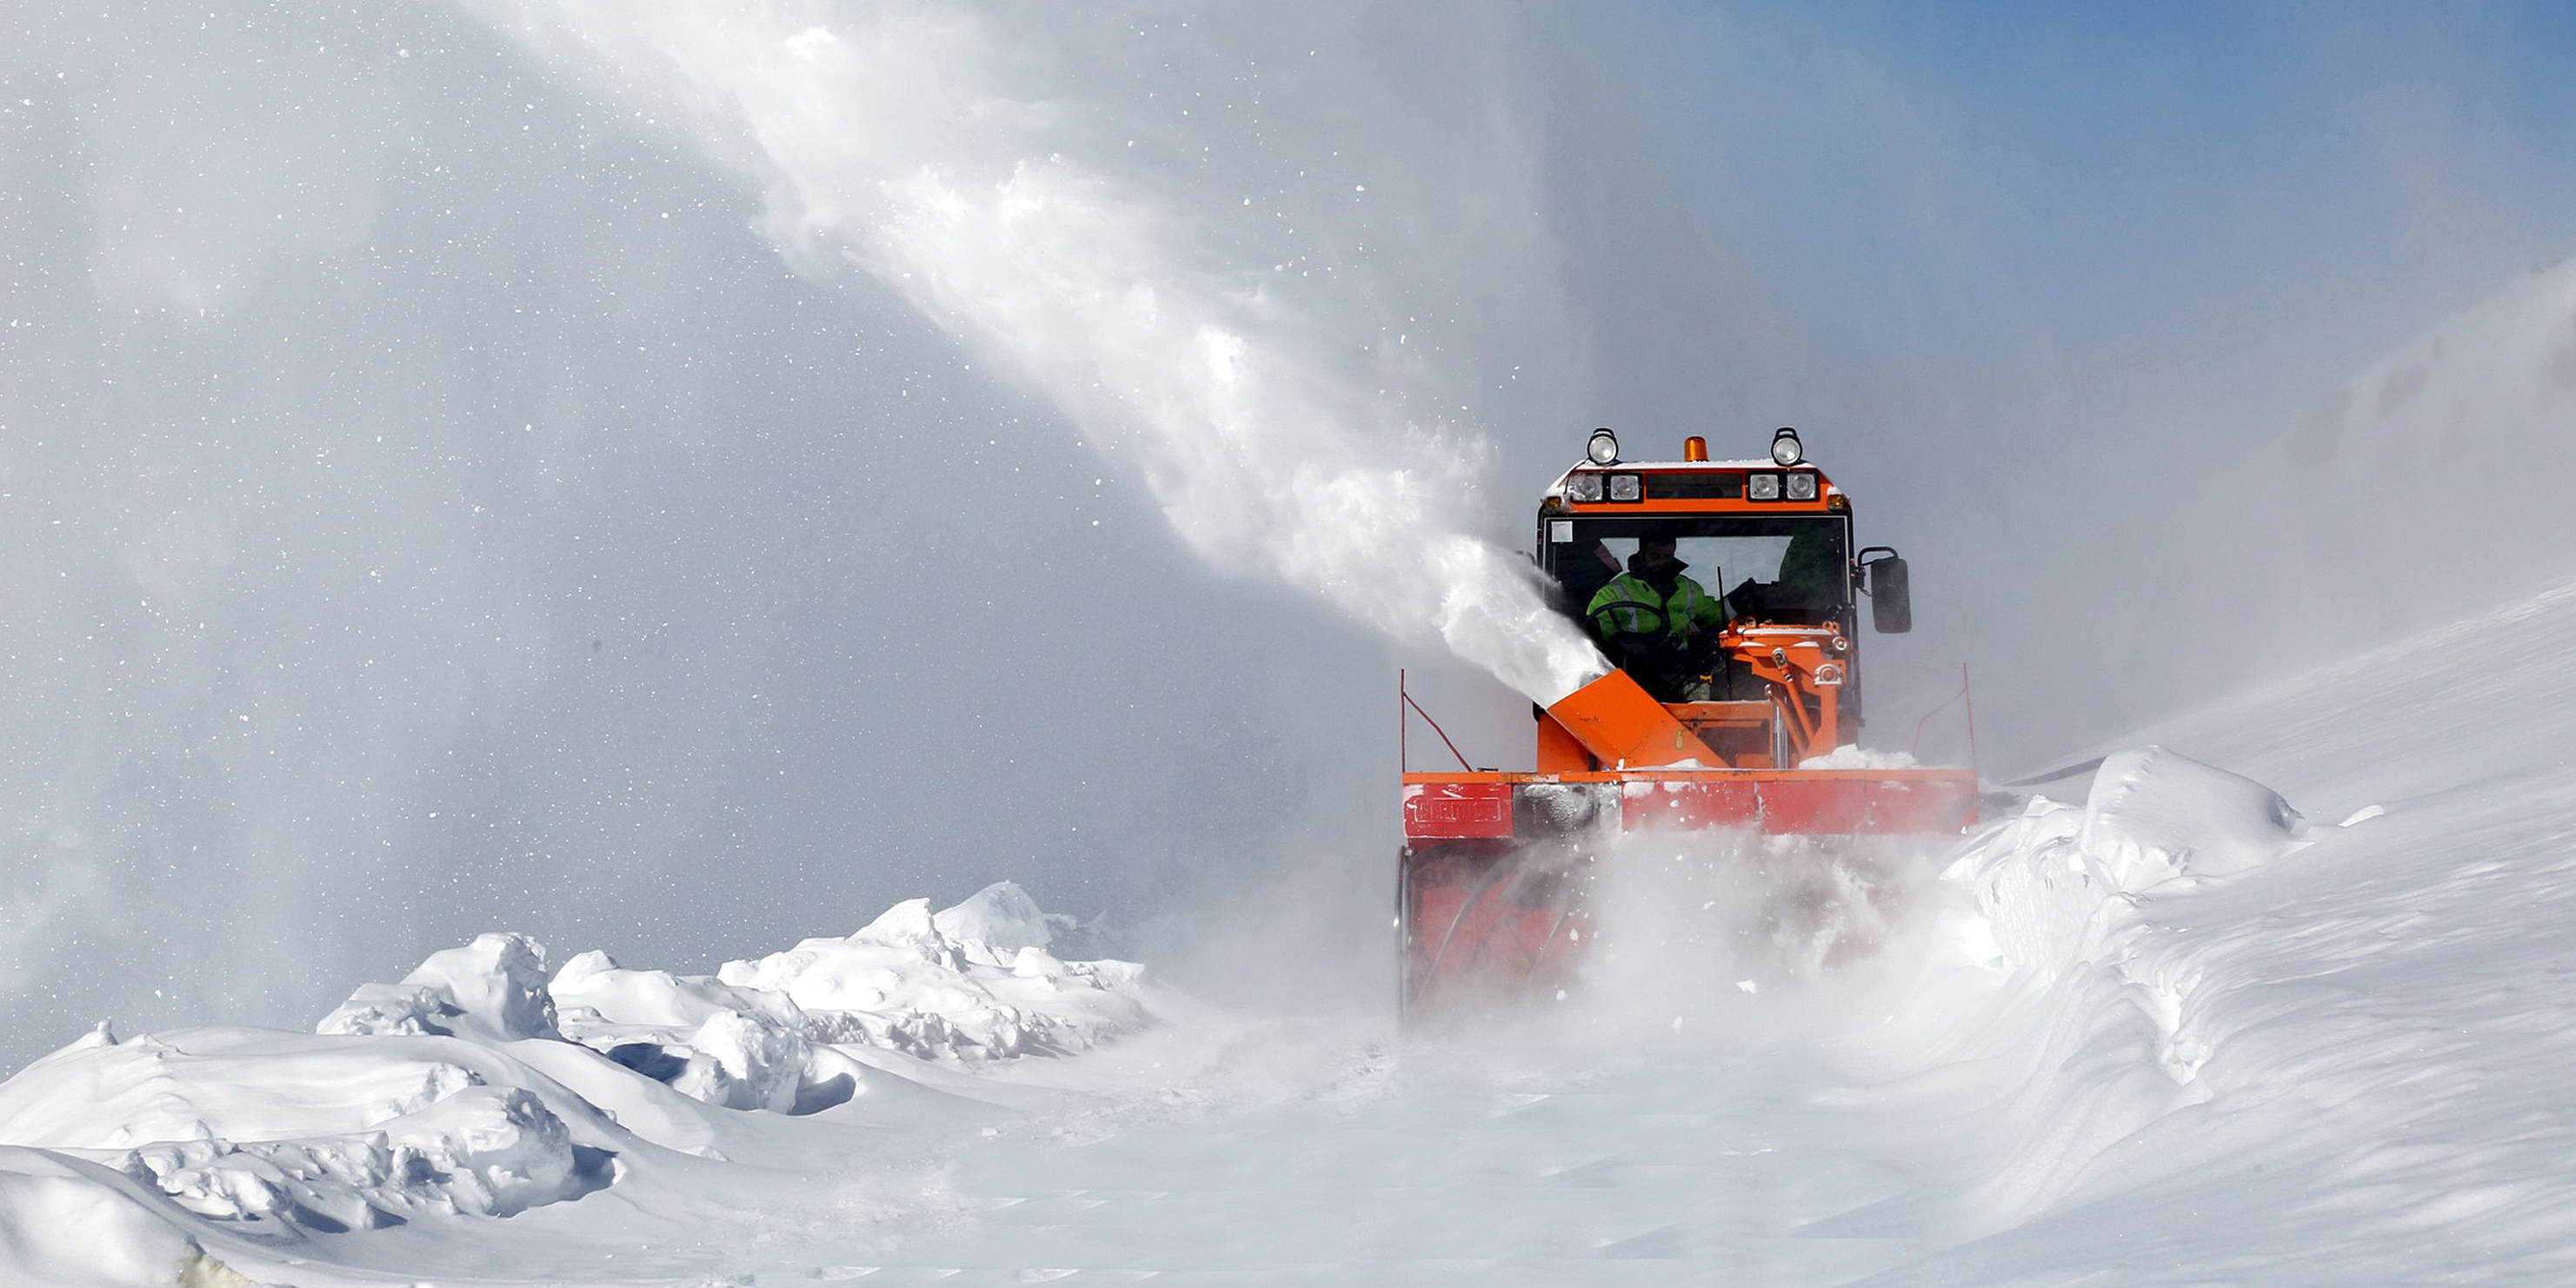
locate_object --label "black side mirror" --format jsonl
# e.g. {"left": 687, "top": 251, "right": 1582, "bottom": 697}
{"left": 1858, "top": 548, "right": 1912, "bottom": 634}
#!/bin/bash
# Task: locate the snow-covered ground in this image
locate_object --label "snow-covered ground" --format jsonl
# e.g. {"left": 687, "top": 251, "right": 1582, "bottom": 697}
{"left": 10, "top": 579, "right": 2576, "bottom": 1284}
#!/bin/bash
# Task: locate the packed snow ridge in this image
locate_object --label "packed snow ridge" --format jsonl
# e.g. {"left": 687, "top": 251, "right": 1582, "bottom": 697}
{"left": 0, "top": 882, "right": 1152, "bottom": 1280}
{"left": 323, "top": 882, "right": 1144, "bottom": 1082}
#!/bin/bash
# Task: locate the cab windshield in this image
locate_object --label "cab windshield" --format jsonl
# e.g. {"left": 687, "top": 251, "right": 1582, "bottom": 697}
{"left": 1541, "top": 515, "right": 1852, "bottom": 627}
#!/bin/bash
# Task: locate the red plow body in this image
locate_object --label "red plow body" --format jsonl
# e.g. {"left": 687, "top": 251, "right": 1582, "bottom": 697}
{"left": 1398, "top": 767, "right": 1978, "bottom": 1014}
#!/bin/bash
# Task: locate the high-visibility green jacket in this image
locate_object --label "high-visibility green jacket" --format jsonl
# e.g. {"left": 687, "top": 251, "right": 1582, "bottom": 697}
{"left": 1587, "top": 572, "right": 1727, "bottom": 641}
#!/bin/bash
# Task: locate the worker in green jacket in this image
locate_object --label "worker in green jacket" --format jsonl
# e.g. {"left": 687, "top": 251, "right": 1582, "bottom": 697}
{"left": 1588, "top": 536, "right": 1727, "bottom": 699}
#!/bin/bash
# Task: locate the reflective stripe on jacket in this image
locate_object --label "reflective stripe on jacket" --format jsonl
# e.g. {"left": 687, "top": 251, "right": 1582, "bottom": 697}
{"left": 1587, "top": 572, "right": 1725, "bottom": 640}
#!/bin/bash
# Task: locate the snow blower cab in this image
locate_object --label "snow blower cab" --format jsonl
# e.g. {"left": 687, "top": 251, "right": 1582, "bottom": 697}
{"left": 1398, "top": 428, "right": 1978, "bottom": 1017}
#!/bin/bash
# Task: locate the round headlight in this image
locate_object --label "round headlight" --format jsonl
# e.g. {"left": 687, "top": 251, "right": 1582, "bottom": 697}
{"left": 1587, "top": 428, "right": 1620, "bottom": 466}
{"left": 1771, "top": 427, "right": 1802, "bottom": 467}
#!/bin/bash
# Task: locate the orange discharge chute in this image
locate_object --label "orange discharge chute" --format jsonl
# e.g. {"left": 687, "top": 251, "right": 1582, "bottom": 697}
{"left": 1544, "top": 669, "right": 1718, "bottom": 768}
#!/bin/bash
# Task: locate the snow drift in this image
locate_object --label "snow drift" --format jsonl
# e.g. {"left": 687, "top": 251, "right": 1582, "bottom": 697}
{"left": 1947, "top": 746, "right": 2310, "bottom": 978}
{"left": 0, "top": 881, "right": 1155, "bottom": 1278}
{"left": 0, "top": 1146, "right": 256, "bottom": 1288}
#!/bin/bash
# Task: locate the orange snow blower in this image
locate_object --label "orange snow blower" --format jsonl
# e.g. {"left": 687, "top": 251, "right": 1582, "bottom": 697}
{"left": 1399, "top": 427, "right": 1978, "bottom": 1016}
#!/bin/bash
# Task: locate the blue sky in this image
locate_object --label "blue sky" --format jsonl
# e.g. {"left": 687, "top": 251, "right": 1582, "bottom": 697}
{"left": 1605, "top": 1, "right": 2576, "bottom": 404}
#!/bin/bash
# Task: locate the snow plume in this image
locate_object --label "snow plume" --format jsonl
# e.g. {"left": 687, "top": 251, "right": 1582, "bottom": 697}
{"left": 466, "top": 2, "right": 1609, "bottom": 703}
{"left": 2294, "top": 258, "right": 2576, "bottom": 629}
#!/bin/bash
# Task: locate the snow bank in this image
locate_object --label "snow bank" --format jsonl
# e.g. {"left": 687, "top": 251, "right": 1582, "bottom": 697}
{"left": 0, "top": 1146, "right": 254, "bottom": 1287}
{"left": 2077, "top": 746, "right": 2306, "bottom": 884}
{"left": 319, "top": 931, "right": 560, "bottom": 1042}
{"left": 929, "top": 879, "right": 1132, "bottom": 959}
{"left": 313, "top": 882, "right": 1156, "bottom": 1121}
{"left": 1837, "top": 746, "right": 2350, "bottom": 1235}
{"left": 723, "top": 887, "right": 1155, "bottom": 1061}
{"left": 1920, "top": 748, "right": 2320, "bottom": 1130}
{"left": 549, "top": 949, "right": 831, "bottom": 1114}
{"left": 1946, "top": 747, "right": 2309, "bottom": 974}
{"left": 0, "top": 884, "right": 1155, "bottom": 1253}
{"left": 931, "top": 880, "right": 1056, "bottom": 953}
{"left": 542, "top": 882, "right": 1155, "bottom": 1100}
{"left": 0, "top": 1023, "right": 620, "bottom": 1233}
{"left": 1810, "top": 586, "right": 2576, "bottom": 1285}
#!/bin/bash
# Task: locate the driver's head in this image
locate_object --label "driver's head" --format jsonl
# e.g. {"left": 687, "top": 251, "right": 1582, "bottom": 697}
{"left": 1638, "top": 536, "right": 1680, "bottom": 570}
